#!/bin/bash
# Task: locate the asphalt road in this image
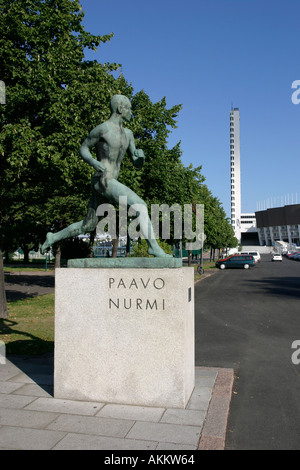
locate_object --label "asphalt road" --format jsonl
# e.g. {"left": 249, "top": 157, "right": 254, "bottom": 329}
{"left": 195, "top": 254, "right": 300, "bottom": 450}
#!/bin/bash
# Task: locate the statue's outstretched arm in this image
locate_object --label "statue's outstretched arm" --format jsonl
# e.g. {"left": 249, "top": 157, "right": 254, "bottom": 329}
{"left": 127, "top": 129, "right": 145, "bottom": 169}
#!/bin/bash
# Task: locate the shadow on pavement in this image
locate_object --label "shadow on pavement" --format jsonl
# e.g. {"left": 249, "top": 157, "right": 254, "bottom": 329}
{"left": 5, "top": 273, "right": 55, "bottom": 302}
{"left": 6, "top": 352, "right": 54, "bottom": 396}
{"left": 247, "top": 276, "right": 300, "bottom": 299}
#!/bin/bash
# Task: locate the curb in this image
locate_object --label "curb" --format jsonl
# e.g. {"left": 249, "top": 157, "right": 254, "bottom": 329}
{"left": 194, "top": 271, "right": 217, "bottom": 284}
{"left": 197, "top": 368, "right": 235, "bottom": 450}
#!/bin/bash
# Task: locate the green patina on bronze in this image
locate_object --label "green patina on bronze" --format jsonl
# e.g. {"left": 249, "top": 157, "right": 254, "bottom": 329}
{"left": 41, "top": 95, "right": 172, "bottom": 260}
{"left": 68, "top": 257, "right": 182, "bottom": 269}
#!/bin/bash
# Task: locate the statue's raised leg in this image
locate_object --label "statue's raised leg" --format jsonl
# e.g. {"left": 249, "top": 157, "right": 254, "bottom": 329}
{"left": 41, "top": 203, "right": 99, "bottom": 254}
{"left": 104, "top": 179, "right": 172, "bottom": 258}
{"left": 41, "top": 220, "right": 84, "bottom": 253}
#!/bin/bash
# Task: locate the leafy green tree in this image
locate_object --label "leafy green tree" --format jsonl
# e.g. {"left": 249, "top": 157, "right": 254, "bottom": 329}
{"left": 54, "top": 237, "right": 91, "bottom": 262}
{"left": 130, "top": 239, "right": 173, "bottom": 258}
{"left": 200, "top": 188, "right": 237, "bottom": 259}
{"left": 119, "top": 90, "right": 206, "bottom": 252}
{"left": 125, "top": 91, "right": 184, "bottom": 206}
{"left": 0, "top": 0, "right": 123, "bottom": 316}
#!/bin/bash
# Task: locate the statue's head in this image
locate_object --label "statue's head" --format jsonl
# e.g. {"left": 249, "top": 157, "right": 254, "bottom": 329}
{"left": 110, "top": 95, "right": 132, "bottom": 121}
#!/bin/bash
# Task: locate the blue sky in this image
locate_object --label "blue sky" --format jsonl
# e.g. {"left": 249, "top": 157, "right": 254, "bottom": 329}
{"left": 80, "top": 0, "right": 300, "bottom": 217}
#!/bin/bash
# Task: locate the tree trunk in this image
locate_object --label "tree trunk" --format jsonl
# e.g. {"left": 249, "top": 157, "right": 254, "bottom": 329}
{"left": 22, "top": 245, "right": 30, "bottom": 264}
{"left": 188, "top": 250, "right": 192, "bottom": 267}
{"left": 0, "top": 241, "right": 8, "bottom": 319}
{"left": 4, "top": 240, "right": 10, "bottom": 264}
{"left": 112, "top": 237, "right": 118, "bottom": 258}
{"left": 55, "top": 244, "right": 61, "bottom": 268}
{"left": 126, "top": 234, "right": 131, "bottom": 257}
{"left": 88, "top": 230, "right": 96, "bottom": 258}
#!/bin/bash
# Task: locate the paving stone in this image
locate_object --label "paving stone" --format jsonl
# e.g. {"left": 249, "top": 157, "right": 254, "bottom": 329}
{"left": 0, "top": 407, "right": 59, "bottom": 429}
{"left": 156, "top": 442, "right": 197, "bottom": 450}
{"left": 8, "top": 361, "right": 53, "bottom": 376}
{"left": 12, "top": 383, "right": 52, "bottom": 398}
{"left": 196, "top": 368, "right": 218, "bottom": 378}
{"left": 46, "top": 413, "right": 134, "bottom": 438}
{"left": 52, "top": 432, "right": 157, "bottom": 450}
{"left": 0, "top": 426, "right": 65, "bottom": 450}
{"left": 195, "top": 376, "right": 216, "bottom": 388}
{"left": 5, "top": 372, "right": 37, "bottom": 384}
{"left": 8, "top": 372, "right": 53, "bottom": 386}
{"left": 187, "top": 387, "right": 212, "bottom": 410}
{"left": 0, "top": 393, "right": 37, "bottom": 409}
{"left": 160, "top": 408, "right": 206, "bottom": 427}
{"left": 0, "top": 363, "right": 21, "bottom": 381}
{"left": 25, "top": 397, "right": 104, "bottom": 415}
{"left": 97, "top": 403, "right": 165, "bottom": 422}
{"left": 28, "top": 374, "right": 53, "bottom": 386}
{"left": 127, "top": 421, "right": 201, "bottom": 447}
{"left": 0, "top": 381, "right": 24, "bottom": 394}
{"left": 10, "top": 362, "right": 53, "bottom": 376}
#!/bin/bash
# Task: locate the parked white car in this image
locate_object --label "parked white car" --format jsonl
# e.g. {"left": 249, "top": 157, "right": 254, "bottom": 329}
{"left": 241, "top": 251, "right": 261, "bottom": 263}
{"left": 272, "top": 253, "right": 283, "bottom": 262}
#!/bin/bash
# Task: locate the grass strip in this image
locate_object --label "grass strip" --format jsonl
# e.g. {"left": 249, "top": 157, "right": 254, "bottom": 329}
{"left": 0, "top": 294, "right": 54, "bottom": 356}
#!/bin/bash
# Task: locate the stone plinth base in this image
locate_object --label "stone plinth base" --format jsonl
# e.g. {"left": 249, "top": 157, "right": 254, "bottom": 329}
{"left": 54, "top": 267, "right": 195, "bottom": 409}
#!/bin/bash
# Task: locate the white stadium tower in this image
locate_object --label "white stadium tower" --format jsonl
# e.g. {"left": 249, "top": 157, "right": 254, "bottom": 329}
{"left": 230, "top": 107, "right": 256, "bottom": 243}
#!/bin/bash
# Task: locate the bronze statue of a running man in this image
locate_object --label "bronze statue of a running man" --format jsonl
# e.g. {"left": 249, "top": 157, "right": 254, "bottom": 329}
{"left": 41, "top": 95, "right": 170, "bottom": 258}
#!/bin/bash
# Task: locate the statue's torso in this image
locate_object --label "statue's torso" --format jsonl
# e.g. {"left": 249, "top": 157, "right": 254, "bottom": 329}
{"left": 95, "top": 123, "right": 129, "bottom": 180}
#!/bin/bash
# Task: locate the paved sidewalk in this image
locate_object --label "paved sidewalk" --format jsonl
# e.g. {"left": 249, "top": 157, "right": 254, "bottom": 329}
{"left": 0, "top": 354, "right": 233, "bottom": 450}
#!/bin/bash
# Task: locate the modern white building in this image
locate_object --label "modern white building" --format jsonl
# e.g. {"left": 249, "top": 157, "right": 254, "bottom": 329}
{"left": 240, "top": 213, "right": 257, "bottom": 231}
{"left": 230, "top": 107, "right": 242, "bottom": 241}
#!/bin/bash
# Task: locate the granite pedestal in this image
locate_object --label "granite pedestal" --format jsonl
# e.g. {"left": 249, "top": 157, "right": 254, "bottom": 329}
{"left": 54, "top": 261, "right": 195, "bottom": 409}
